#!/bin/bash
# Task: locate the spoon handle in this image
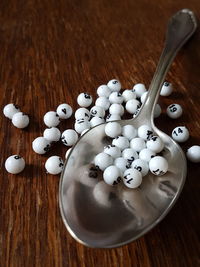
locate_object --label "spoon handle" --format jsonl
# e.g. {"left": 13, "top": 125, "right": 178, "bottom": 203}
{"left": 141, "top": 9, "right": 197, "bottom": 122}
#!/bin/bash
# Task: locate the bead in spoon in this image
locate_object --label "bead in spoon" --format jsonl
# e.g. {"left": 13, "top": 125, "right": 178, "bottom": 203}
{"left": 59, "top": 9, "right": 197, "bottom": 248}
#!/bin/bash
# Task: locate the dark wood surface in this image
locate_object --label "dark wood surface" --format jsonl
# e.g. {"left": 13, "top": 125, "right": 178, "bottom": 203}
{"left": 0, "top": 0, "right": 200, "bottom": 266}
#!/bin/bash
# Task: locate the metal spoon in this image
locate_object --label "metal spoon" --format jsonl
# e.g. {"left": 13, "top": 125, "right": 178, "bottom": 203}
{"left": 59, "top": 9, "right": 197, "bottom": 248}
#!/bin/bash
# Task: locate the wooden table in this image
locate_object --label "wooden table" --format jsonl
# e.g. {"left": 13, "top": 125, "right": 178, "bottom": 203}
{"left": 0, "top": 0, "right": 200, "bottom": 266}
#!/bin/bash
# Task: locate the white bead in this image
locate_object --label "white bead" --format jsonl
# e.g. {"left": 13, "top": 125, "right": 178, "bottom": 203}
{"left": 56, "top": 103, "right": 73, "bottom": 119}
{"left": 32, "top": 137, "right": 51, "bottom": 154}
{"left": 90, "top": 116, "right": 105, "bottom": 127}
{"left": 90, "top": 106, "right": 105, "bottom": 117}
{"left": 138, "top": 125, "right": 153, "bottom": 141}
{"left": 132, "top": 83, "right": 147, "bottom": 98}
{"left": 186, "top": 145, "right": 200, "bottom": 163}
{"left": 160, "top": 81, "right": 173, "bottom": 96}
{"left": 65, "top": 148, "right": 72, "bottom": 159}
{"left": 61, "top": 129, "right": 78, "bottom": 146}
{"left": 75, "top": 107, "right": 90, "bottom": 120}
{"left": 93, "top": 181, "right": 116, "bottom": 207}
{"left": 123, "top": 168, "right": 142, "bottom": 188}
{"left": 114, "top": 157, "right": 129, "bottom": 173}
{"left": 112, "top": 136, "right": 129, "bottom": 150}
{"left": 131, "top": 159, "right": 149, "bottom": 177}
{"left": 109, "top": 103, "right": 124, "bottom": 116}
{"left": 154, "top": 104, "right": 162, "bottom": 118}
{"left": 122, "top": 125, "right": 137, "bottom": 140}
{"left": 106, "top": 114, "right": 121, "bottom": 122}
{"left": 45, "top": 156, "right": 64, "bottom": 175}
{"left": 146, "top": 136, "right": 164, "bottom": 153}
{"left": 43, "top": 111, "right": 60, "bottom": 127}
{"left": 104, "top": 145, "right": 121, "bottom": 158}
{"left": 94, "top": 152, "right": 113, "bottom": 171}
{"left": 122, "top": 148, "right": 138, "bottom": 164}
{"left": 3, "top": 103, "right": 20, "bottom": 119}
{"left": 172, "top": 126, "right": 189, "bottom": 143}
{"left": 97, "top": 85, "right": 111, "bottom": 97}
{"left": 104, "top": 122, "right": 122, "bottom": 138}
{"left": 125, "top": 99, "right": 141, "bottom": 114}
{"left": 166, "top": 103, "right": 183, "bottom": 119}
{"left": 107, "top": 79, "right": 121, "bottom": 92}
{"left": 81, "top": 128, "right": 90, "bottom": 136}
{"left": 122, "top": 90, "right": 136, "bottom": 102}
{"left": 12, "top": 112, "right": 29, "bottom": 128}
{"left": 109, "top": 92, "right": 124, "bottom": 104}
{"left": 43, "top": 127, "right": 61, "bottom": 142}
{"left": 139, "top": 148, "right": 156, "bottom": 162}
{"left": 130, "top": 137, "right": 146, "bottom": 152}
{"left": 149, "top": 156, "right": 168, "bottom": 176}
{"left": 140, "top": 91, "right": 148, "bottom": 104}
{"left": 103, "top": 165, "right": 121, "bottom": 185}
{"left": 95, "top": 97, "right": 110, "bottom": 110}
{"left": 5, "top": 155, "right": 25, "bottom": 174}
{"left": 77, "top": 92, "right": 93, "bottom": 107}
{"left": 74, "top": 119, "right": 91, "bottom": 134}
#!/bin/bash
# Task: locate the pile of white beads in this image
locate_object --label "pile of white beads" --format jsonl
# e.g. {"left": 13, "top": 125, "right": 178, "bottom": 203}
{"left": 94, "top": 121, "right": 168, "bottom": 188}
{"left": 3, "top": 103, "right": 29, "bottom": 128}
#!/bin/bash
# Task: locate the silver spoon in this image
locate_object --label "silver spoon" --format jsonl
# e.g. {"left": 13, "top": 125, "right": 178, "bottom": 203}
{"left": 59, "top": 9, "right": 197, "bottom": 248}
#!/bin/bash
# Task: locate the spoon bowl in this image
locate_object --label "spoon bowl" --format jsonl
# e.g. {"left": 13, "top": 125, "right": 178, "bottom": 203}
{"left": 59, "top": 9, "right": 197, "bottom": 248}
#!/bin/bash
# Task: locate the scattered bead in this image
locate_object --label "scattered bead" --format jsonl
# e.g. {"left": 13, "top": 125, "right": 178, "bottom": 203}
{"left": 43, "top": 127, "right": 61, "bottom": 142}
{"left": 112, "top": 136, "right": 129, "bottom": 150}
{"left": 122, "top": 125, "right": 137, "bottom": 140}
{"left": 122, "top": 90, "right": 136, "bottom": 102}
{"left": 130, "top": 137, "right": 146, "bottom": 152}
{"left": 146, "top": 136, "right": 164, "bottom": 153}
{"left": 131, "top": 159, "right": 149, "bottom": 177}
{"left": 32, "top": 137, "right": 51, "bottom": 154}
{"left": 137, "top": 125, "right": 153, "bottom": 141}
{"left": 109, "top": 92, "right": 124, "bottom": 104}
{"left": 61, "top": 129, "right": 78, "bottom": 146}
{"left": 125, "top": 99, "right": 141, "bottom": 114}
{"left": 109, "top": 103, "right": 124, "bottom": 116}
{"left": 3, "top": 103, "right": 20, "bottom": 119}
{"left": 43, "top": 111, "right": 60, "bottom": 127}
{"left": 186, "top": 145, "right": 200, "bottom": 163}
{"left": 97, "top": 85, "right": 111, "bottom": 97}
{"left": 77, "top": 93, "right": 93, "bottom": 107}
{"left": 104, "top": 145, "right": 121, "bottom": 158}
{"left": 74, "top": 119, "right": 91, "bottom": 134}
{"left": 103, "top": 165, "right": 121, "bottom": 185}
{"left": 132, "top": 83, "right": 147, "bottom": 98}
{"left": 160, "top": 81, "right": 173, "bottom": 96}
{"left": 106, "top": 114, "right": 121, "bottom": 122}
{"left": 90, "top": 116, "right": 105, "bottom": 127}
{"left": 166, "top": 103, "right": 183, "bottom": 119}
{"left": 90, "top": 105, "right": 105, "bottom": 118}
{"left": 75, "top": 107, "right": 90, "bottom": 120}
{"left": 45, "top": 156, "right": 64, "bottom": 175}
{"left": 94, "top": 152, "right": 113, "bottom": 171}
{"left": 123, "top": 168, "right": 142, "bottom": 188}
{"left": 5, "top": 155, "right": 25, "bottom": 174}
{"left": 105, "top": 122, "right": 122, "bottom": 138}
{"left": 107, "top": 79, "right": 121, "bottom": 92}
{"left": 95, "top": 97, "right": 110, "bottom": 110}
{"left": 12, "top": 112, "right": 29, "bottom": 128}
{"left": 149, "top": 156, "right": 168, "bottom": 176}
{"left": 56, "top": 103, "right": 73, "bottom": 119}
{"left": 172, "top": 126, "right": 189, "bottom": 143}
{"left": 139, "top": 148, "right": 156, "bottom": 162}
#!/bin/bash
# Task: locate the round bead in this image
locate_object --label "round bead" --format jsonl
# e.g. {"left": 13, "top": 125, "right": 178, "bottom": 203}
{"left": 105, "top": 122, "right": 122, "bottom": 138}
{"left": 132, "top": 83, "right": 147, "bottom": 98}
{"left": 149, "top": 156, "right": 168, "bottom": 176}
{"left": 160, "top": 81, "right": 173, "bottom": 96}
{"left": 107, "top": 79, "right": 121, "bottom": 92}
{"left": 140, "top": 91, "right": 148, "bottom": 104}
{"left": 186, "top": 145, "right": 200, "bottom": 163}
{"left": 95, "top": 97, "right": 110, "bottom": 110}
{"left": 94, "top": 152, "right": 113, "bottom": 171}
{"left": 45, "top": 156, "right": 64, "bottom": 175}
{"left": 74, "top": 119, "right": 91, "bottom": 134}
{"left": 61, "top": 129, "right": 78, "bottom": 146}
{"left": 103, "top": 165, "right": 121, "bottom": 185}
{"left": 75, "top": 107, "right": 90, "bottom": 120}
{"left": 90, "top": 106, "right": 105, "bottom": 118}
{"left": 130, "top": 137, "right": 146, "bottom": 152}
{"left": 146, "top": 136, "right": 164, "bottom": 153}
{"left": 3, "top": 103, "right": 20, "bottom": 119}
{"left": 43, "top": 127, "right": 61, "bottom": 142}
{"left": 97, "top": 85, "right": 111, "bottom": 97}
{"left": 90, "top": 116, "right": 105, "bottom": 127}
{"left": 109, "top": 103, "right": 124, "bottom": 116}
{"left": 93, "top": 181, "right": 116, "bottom": 207}
{"left": 166, "top": 103, "right": 183, "bottom": 119}
{"left": 104, "top": 145, "right": 121, "bottom": 158}
{"left": 112, "top": 136, "right": 129, "bottom": 150}
{"left": 137, "top": 125, "right": 153, "bottom": 141}
{"left": 154, "top": 104, "right": 162, "bottom": 118}
{"left": 139, "top": 148, "right": 156, "bottom": 162}
{"left": 12, "top": 112, "right": 29, "bottom": 128}
{"left": 123, "top": 168, "right": 142, "bottom": 188}
{"left": 131, "top": 159, "right": 149, "bottom": 177}
{"left": 122, "top": 125, "right": 137, "bottom": 141}
{"left": 106, "top": 114, "right": 121, "bottom": 122}
{"left": 122, "top": 90, "right": 136, "bottom": 102}
{"left": 5, "top": 155, "right": 25, "bottom": 174}
{"left": 125, "top": 99, "right": 141, "bottom": 114}
{"left": 77, "top": 93, "right": 93, "bottom": 107}
{"left": 114, "top": 157, "right": 129, "bottom": 173}
{"left": 172, "top": 126, "right": 189, "bottom": 143}
{"left": 109, "top": 92, "right": 124, "bottom": 104}
{"left": 65, "top": 148, "right": 72, "bottom": 159}
{"left": 122, "top": 148, "right": 138, "bottom": 163}
{"left": 32, "top": 137, "right": 51, "bottom": 154}
{"left": 43, "top": 111, "right": 60, "bottom": 127}
{"left": 56, "top": 103, "right": 73, "bottom": 119}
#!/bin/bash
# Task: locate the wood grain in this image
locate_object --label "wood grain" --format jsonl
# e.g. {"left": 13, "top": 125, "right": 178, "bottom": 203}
{"left": 0, "top": 0, "right": 200, "bottom": 266}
